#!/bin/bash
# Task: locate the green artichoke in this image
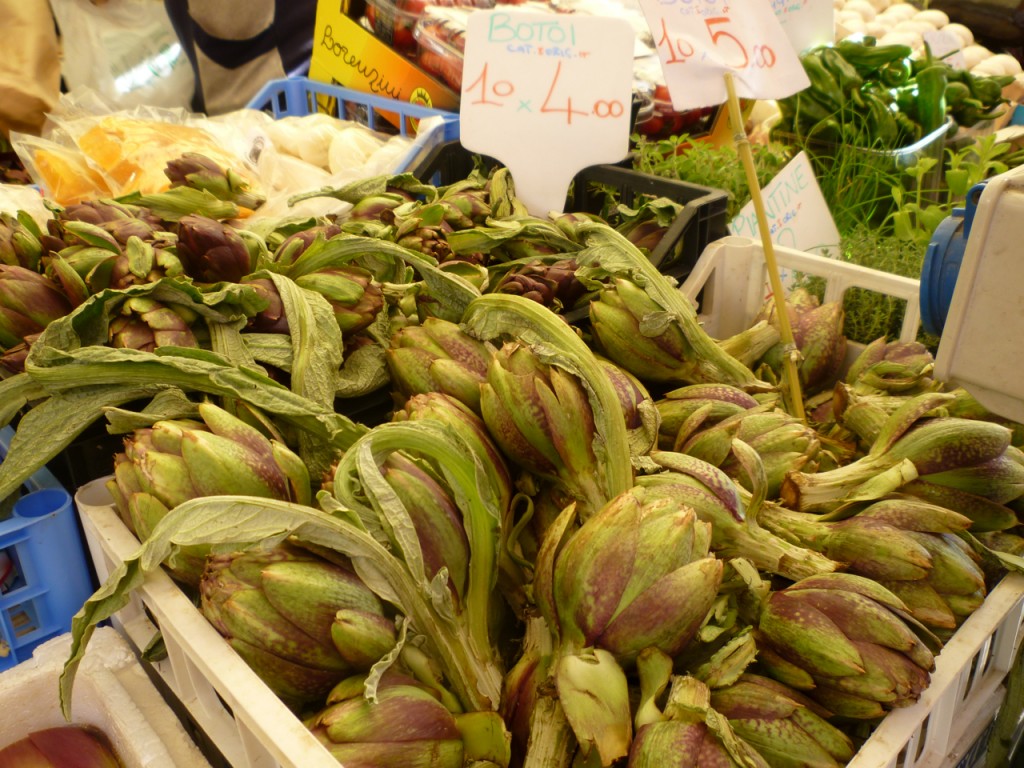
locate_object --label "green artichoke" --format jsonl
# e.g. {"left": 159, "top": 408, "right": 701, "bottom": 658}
{"left": 106, "top": 402, "right": 312, "bottom": 584}
{"left": 306, "top": 672, "right": 465, "bottom": 768}
{"left": 545, "top": 485, "right": 723, "bottom": 666}
{"left": 0, "top": 265, "right": 74, "bottom": 350}
{"left": 756, "top": 573, "right": 937, "bottom": 719}
{"left": 201, "top": 543, "right": 394, "bottom": 709}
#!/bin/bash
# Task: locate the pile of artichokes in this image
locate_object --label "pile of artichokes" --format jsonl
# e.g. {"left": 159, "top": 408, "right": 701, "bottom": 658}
{"left": 0, "top": 150, "right": 1022, "bottom": 768}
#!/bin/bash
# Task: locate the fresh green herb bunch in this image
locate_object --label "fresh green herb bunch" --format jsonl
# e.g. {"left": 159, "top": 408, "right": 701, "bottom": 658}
{"left": 631, "top": 134, "right": 791, "bottom": 220}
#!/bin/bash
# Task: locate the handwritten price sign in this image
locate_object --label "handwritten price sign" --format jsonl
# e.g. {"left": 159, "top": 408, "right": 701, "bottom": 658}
{"left": 460, "top": 10, "right": 634, "bottom": 216}
{"left": 636, "top": 0, "right": 810, "bottom": 110}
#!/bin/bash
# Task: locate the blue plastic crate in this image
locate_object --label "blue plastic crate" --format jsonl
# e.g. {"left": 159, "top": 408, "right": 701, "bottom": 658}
{"left": 246, "top": 77, "right": 460, "bottom": 176}
{"left": 0, "top": 427, "right": 93, "bottom": 672}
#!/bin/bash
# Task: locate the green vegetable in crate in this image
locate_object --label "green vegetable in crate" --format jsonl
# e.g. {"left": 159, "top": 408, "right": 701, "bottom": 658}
{"left": 628, "top": 675, "right": 770, "bottom": 768}
{"left": 201, "top": 543, "right": 395, "bottom": 710}
{"left": 164, "top": 151, "right": 266, "bottom": 210}
{"left": 106, "top": 402, "right": 312, "bottom": 584}
{"left": 756, "top": 288, "right": 846, "bottom": 396}
{"left": 0, "top": 211, "right": 44, "bottom": 271}
{"left": 709, "top": 674, "right": 855, "bottom": 768}
{"left": 654, "top": 384, "right": 760, "bottom": 449}
{"left": 677, "top": 406, "right": 822, "bottom": 499}
{"left": 306, "top": 672, "right": 467, "bottom": 768}
{"left": 638, "top": 454, "right": 839, "bottom": 582}
{"left": 0, "top": 265, "right": 73, "bottom": 350}
{"left": 386, "top": 317, "right": 494, "bottom": 413}
{"left": 541, "top": 485, "right": 723, "bottom": 666}
{"left": 781, "top": 393, "right": 1015, "bottom": 514}
{"left": 48, "top": 222, "right": 186, "bottom": 295}
{"left": 0, "top": 726, "right": 122, "bottom": 768}
{"left": 481, "top": 341, "right": 618, "bottom": 516}
{"left": 107, "top": 295, "right": 198, "bottom": 352}
{"left": 756, "top": 573, "right": 937, "bottom": 720}
{"left": 491, "top": 258, "right": 586, "bottom": 312}
{"left": 760, "top": 499, "right": 986, "bottom": 635}
{"left": 293, "top": 265, "right": 384, "bottom": 338}
{"left": 175, "top": 213, "right": 258, "bottom": 283}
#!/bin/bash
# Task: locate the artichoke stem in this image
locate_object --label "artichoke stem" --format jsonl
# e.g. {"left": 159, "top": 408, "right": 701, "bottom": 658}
{"left": 521, "top": 691, "right": 577, "bottom": 768}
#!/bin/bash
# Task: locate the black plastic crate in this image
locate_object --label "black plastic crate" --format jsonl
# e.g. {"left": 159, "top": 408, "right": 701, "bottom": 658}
{"left": 411, "top": 140, "right": 729, "bottom": 278}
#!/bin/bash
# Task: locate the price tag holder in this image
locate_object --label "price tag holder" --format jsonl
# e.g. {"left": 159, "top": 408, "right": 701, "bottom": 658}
{"left": 636, "top": 0, "right": 810, "bottom": 111}
{"left": 460, "top": 10, "right": 635, "bottom": 216}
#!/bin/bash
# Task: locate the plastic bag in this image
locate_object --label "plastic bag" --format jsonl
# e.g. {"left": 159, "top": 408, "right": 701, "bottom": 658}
{"left": 11, "top": 92, "right": 261, "bottom": 204}
{"left": 48, "top": 0, "right": 194, "bottom": 111}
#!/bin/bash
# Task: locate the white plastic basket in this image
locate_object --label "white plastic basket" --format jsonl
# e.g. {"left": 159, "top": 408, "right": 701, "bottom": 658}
{"left": 74, "top": 479, "right": 339, "bottom": 768}
{"left": 0, "top": 625, "right": 211, "bottom": 767}
{"left": 77, "top": 474, "right": 1024, "bottom": 768}
{"left": 681, "top": 235, "right": 923, "bottom": 370}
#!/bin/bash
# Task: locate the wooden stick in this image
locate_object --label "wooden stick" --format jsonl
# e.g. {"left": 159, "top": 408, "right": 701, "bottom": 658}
{"left": 723, "top": 73, "right": 806, "bottom": 422}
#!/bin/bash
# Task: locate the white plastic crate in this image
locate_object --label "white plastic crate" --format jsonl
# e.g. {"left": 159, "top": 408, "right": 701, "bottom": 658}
{"left": 681, "top": 235, "right": 923, "bottom": 369}
{"left": 77, "top": 472, "right": 1024, "bottom": 768}
{"left": 74, "top": 479, "right": 339, "bottom": 768}
{"left": 0, "top": 625, "right": 211, "bottom": 767}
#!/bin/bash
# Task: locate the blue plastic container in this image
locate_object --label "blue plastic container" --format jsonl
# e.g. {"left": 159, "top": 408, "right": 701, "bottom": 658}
{"left": 246, "top": 77, "right": 460, "bottom": 176}
{"left": 0, "top": 428, "right": 94, "bottom": 672}
{"left": 920, "top": 182, "right": 988, "bottom": 336}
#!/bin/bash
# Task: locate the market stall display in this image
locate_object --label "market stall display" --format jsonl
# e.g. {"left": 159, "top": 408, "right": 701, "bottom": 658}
{"left": 1, "top": 1, "right": 1024, "bottom": 767}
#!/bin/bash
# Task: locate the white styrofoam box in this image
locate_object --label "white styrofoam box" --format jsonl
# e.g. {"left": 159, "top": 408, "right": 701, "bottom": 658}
{"left": 934, "top": 164, "right": 1024, "bottom": 425}
{"left": 681, "top": 235, "right": 922, "bottom": 370}
{"left": 0, "top": 626, "right": 211, "bottom": 768}
{"left": 76, "top": 472, "right": 1024, "bottom": 768}
{"left": 74, "top": 478, "right": 339, "bottom": 768}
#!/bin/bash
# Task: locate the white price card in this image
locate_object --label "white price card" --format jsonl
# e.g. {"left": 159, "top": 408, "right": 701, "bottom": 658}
{"left": 460, "top": 10, "right": 635, "bottom": 216}
{"left": 773, "top": 0, "right": 835, "bottom": 54}
{"left": 636, "top": 0, "right": 811, "bottom": 111}
{"left": 729, "top": 150, "right": 840, "bottom": 286}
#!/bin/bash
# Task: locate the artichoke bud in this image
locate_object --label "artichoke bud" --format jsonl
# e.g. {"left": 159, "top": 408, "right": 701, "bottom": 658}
{"left": 308, "top": 674, "right": 464, "bottom": 768}
{"left": 0, "top": 265, "right": 74, "bottom": 349}
{"left": 0, "top": 726, "right": 122, "bottom": 768}
{"left": 655, "top": 384, "right": 758, "bottom": 449}
{"left": 553, "top": 487, "right": 722, "bottom": 664}
{"left": 108, "top": 296, "right": 198, "bottom": 352}
{"left": 175, "top": 214, "right": 255, "bottom": 283}
{"left": 330, "top": 608, "right": 398, "bottom": 668}
{"left": 165, "top": 151, "right": 266, "bottom": 209}
{"left": 294, "top": 265, "right": 384, "bottom": 336}
{"left": 201, "top": 545, "right": 387, "bottom": 708}
{"left": 758, "top": 289, "right": 846, "bottom": 394}
{"left": 757, "top": 573, "right": 935, "bottom": 718}
{"left": 709, "top": 673, "right": 855, "bottom": 768}
{"left": 557, "top": 648, "right": 633, "bottom": 767}
{"left": 381, "top": 452, "right": 470, "bottom": 600}
{"left": 590, "top": 279, "right": 695, "bottom": 383}
{"left": 453, "top": 711, "right": 512, "bottom": 767}
{"left": 393, "top": 392, "right": 513, "bottom": 514}
{"left": 387, "top": 317, "right": 493, "bottom": 412}
{"left": 846, "top": 338, "right": 936, "bottom": 392}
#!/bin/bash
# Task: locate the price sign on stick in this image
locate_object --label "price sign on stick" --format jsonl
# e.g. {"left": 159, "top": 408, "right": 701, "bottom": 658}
{"left": 636, "top": 0, "right": 810, "bottom": 110}
{"left": 460, "top": 10, "right": 635, "bottom": 216}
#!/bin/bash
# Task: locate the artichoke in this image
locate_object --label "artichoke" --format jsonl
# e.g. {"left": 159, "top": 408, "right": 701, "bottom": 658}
{"left": 545, "top": 485, "right": 723, "bottom": 666}
{"left": 709, "top": 674, "right": 855, "bottom": 768}
{"left": 386, "top": 317, "right": 494, "bottom": 412}
{"left": 106, "top": 402, "right": 312, "bottom": 584}
{"left": 175, "top": 214, "right": 256, "bottom": 283}
{"left": 0, "top": 265, "right": 74, "bottom": 350}
{"left": 306, "top": 672, "right": 465, "bottom": 768}
{"left": 756, "top": 573, "right": 937, "bottom": 719}
{"left": 165, "top": 151, "right": 265, "bottom": 209}
{"left": 201, "top": 543, "right": 394, "bottom": 709}
{"left": 107, "top": 295, "right": 198, "bottom": 352}
{"left": 294, "top": 265, "right": 384, "bottom": 337}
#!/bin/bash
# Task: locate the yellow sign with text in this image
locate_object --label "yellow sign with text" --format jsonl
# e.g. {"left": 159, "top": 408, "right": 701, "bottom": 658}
{"left": 309, "top": 3, "right": 460, "bottom": 123}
